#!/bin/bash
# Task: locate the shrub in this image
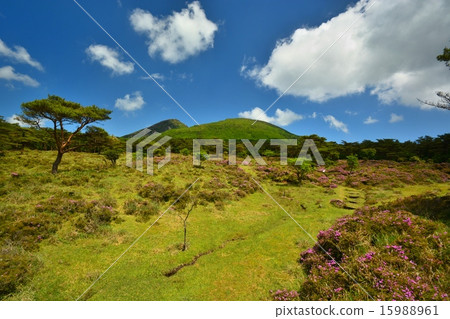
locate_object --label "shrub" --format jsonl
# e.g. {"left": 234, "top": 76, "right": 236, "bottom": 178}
{"left": 198, "top": 189, "right": 231, "bottom": 207}
{"left": 288, "top": 159, "right": 313, "bottom": 185}
{"left": 262, "top": 150, "right": 276, "bottom": 157}
{"left": 346, "top": 155, "right": 359, "bottom": 172}
{"left": 123, "top": 199, "right": 159, "bottom": 222}
{"left": 1, "top": 214, "right": 59, "bottom": 251}
{"left": 180, "top": 148, "right": 190, "bottom": 156}
{"left": 138, "top": 182, "right": 176, "bottom": 202}
{"left": 0, "top": 247, "right": 35, "bottom": 299}
{"left": 286, "top": 206, "right": 449, "bottom": 301}
{"left": 102, "top": 149, "right": 121, "bottom": 166}
{"left": 73, "top": 201, "right": 118, "bottom": 234}
{"left": 271, "top": 289, "right": 300, "bottom": 301}
{"left": 380, "top": 194, "right": 449, "bottom": 225}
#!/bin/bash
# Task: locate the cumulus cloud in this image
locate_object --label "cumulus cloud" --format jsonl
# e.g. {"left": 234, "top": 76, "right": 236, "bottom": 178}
{"left": 5, "top": 114, "right": 27, "bottom": 127}
{"left": 389, "top": 113, "right": 403, "bottom": 123}
{"left": 86, "top": 44, "right": 134, "bottom": 75}
{"left": 323, "top": 115, "right": 349, "bottom": 133}
{"left": 6, "top": 114, "right": 49, "bottom": 127}
{"left": 130, "top": 1, "right": 218, "bottom": 63}
{"left": 0, "top": 39, "right": 43, "bottom": 71}
{"left": 238, "top": 107, "right": 303, "bottom": 126}
{"left": 244, "top": 0, "right": 450, "bottom": 108}
{"left": 363, "top": 116, "right": 378, "bottom": 124}
{"left": 0, "top": 66, "right": 39, "bottom": 87}
{"left": 115, "top": 91, "right": 145, "bottom": 111}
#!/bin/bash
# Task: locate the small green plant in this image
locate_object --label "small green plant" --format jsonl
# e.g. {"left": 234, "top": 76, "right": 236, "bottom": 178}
{"left": 262, "top": 149, "right": 276, "bottom": 157}
{"left": 180, "top": 148, "right": 190, "bottom": 156}
{"left": 103, "top": 148, "right": 121, "bottom": 166}
{"left": 346, "top": 155, "right": 359, "bottom": 172}
{"left": 288, "top": 158, "right": 313, "bottom": 185}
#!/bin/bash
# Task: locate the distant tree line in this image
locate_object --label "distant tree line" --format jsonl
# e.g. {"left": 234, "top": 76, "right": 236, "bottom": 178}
{"left": 1, "top": 117, "right": 449, "bottom": 163}
{"left": 145, "top": 134, "right": 450, "bottom": 163}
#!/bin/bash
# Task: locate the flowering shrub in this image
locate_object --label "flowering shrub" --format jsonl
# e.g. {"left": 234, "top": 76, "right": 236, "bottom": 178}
{"left": 307, "top": 161, "right": 449, "bottom": 189}
{"left": 380, "top": 193, "right": 449, "bottom": 225}
{"left": 33, "top": 196, "right": 119, "bottom": 234}
{"left": 123, "top": 199, "right": 159, "bottom": 222}
{"left": 271, "top": 289, "right": 300, "bottom": 301}
{"left": 281, "top": 201, "right": 449, "bottom": 301}
{"left": 138, "top": 182, "right": 176, "bottom": 202}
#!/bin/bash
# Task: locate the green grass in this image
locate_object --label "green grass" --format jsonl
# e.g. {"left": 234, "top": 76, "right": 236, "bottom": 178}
{"left": 1, "top": 150, "right": 448, "bottom": 300}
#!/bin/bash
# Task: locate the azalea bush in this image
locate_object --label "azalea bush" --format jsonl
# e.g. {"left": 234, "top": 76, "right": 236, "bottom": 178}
{"left": 138, "top": 182, "right": 176, "bottom": 202}
{"left": 307, "top": 161, "right": 449, "bottom": 189}
{"left": 123, "top": 199, "right": 159, "bottom": 222}
{"left": 275, "top": 200, "right": 449, "bottom": 301}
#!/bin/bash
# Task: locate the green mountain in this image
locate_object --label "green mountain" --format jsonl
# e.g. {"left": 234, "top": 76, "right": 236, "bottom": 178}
{"left": 162, "top": 118, "right": 298, "bottom": 139}
{"left": 122, "top": 119, "right": 187, "bottom": 138}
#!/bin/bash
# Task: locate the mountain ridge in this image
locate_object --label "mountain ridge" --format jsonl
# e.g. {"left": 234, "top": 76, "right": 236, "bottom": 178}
{"left": 121, "top": 119, "right": 187, "bottom": 139}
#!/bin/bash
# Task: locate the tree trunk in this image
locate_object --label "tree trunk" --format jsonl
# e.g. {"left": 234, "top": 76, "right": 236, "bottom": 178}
{"left": 182, "top": 221, "right": 187, "bottom": 251}
{"left": 52, "top": 151, "right": 63, "bottom": 174}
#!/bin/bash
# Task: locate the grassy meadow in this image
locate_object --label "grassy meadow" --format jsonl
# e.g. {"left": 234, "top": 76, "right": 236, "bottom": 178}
{"left": 1, "top": 149, "right": 448, "bottom": 300}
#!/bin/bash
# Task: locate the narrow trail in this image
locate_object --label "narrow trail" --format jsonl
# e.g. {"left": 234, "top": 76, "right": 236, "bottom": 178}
{"left": 343, "top": 188, "right": 365, "bottom": 210}
{"left": 163, "top": 236, "right": 245, "bottom": 277}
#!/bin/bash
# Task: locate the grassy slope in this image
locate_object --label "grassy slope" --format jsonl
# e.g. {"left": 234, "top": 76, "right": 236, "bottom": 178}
{"left": 161, "top": 118, "right": 298, "bottom": 139}
{"left": 1, "top": 150, "right": 448, "bottom": 300}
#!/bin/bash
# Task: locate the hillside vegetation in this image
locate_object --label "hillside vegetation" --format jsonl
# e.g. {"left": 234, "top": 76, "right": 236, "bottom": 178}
{"left": 161, "top": 118, "right": 298, "bottom": 139}
{"left": 0, "top": 150, "right": 448, "bottom": 300}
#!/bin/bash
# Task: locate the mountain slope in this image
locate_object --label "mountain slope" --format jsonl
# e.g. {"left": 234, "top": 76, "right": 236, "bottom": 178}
{"left": 162, "top": 118, "right": 298, "bottom": 139}
{"left": 122, "top": 119, "right": 187, "bottom": 138}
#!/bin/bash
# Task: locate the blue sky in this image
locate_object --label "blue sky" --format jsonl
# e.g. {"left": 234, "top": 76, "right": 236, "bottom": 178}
{"left": 0, "top": 0, "right": 449, "bottom": 142}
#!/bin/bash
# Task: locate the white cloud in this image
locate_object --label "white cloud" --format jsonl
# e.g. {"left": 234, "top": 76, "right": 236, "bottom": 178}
{"left": 323, "top": 115, "right": 349, "bottom": 133}
{"left": 140, "top": 73, "right": 165, "bottom": 81}
{"left": 86, "top": 44, "right": 134, "bottom": 75}
{"left": 389, "top": 113, "right": 403, "bottom": 123}
{"left": 0, "top": 65, "right": 39, "bottom": 87}
{"left": 238, "top": 107, "right": 303, "bottom": 126}
{"left": 150, "top": 73, "right": 164, "bottom": 81}
{"left": 310, "top": 112, "right": 317, "bottom": 119}
{"left": 115, "top": 91, "right": 145, "bottom": 111}
{"left": 0, "top": 39, "right": 43, "bottom": 71}
{"left": 6, "top": 114, "right": 27, "bottom": 127}
{"left": 130, "top": 1, "right": 218, "bottom": 63}
{"left": 345, "top": 110, "right": 358, "bottom": 116}
{"left": 363, "top": 116, "right": 378, "bottom": 124}
{"left": 6, "top": 114, "right": 49, "bottom": 127}
{"left": 244, "top": 0, "right": 450, "bottom": 108}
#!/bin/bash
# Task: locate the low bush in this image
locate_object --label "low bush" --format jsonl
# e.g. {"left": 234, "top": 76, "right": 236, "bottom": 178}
{"left": 380, "top": 194, "right": 449, "bottom": 225}
{"left": 138, "top": 182, "right": 176, "bottom": 203}
{"left": 73, "top": 200, "right": 118, "bottom": 234}
{"left": 0, "top": 246, "right": 36, "bottom": 299}
{"left": 275, "top": 205, "right": 449, "bottom": 301}
{"left": 123, "top": 199, "right": 159, "bottom": 222}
